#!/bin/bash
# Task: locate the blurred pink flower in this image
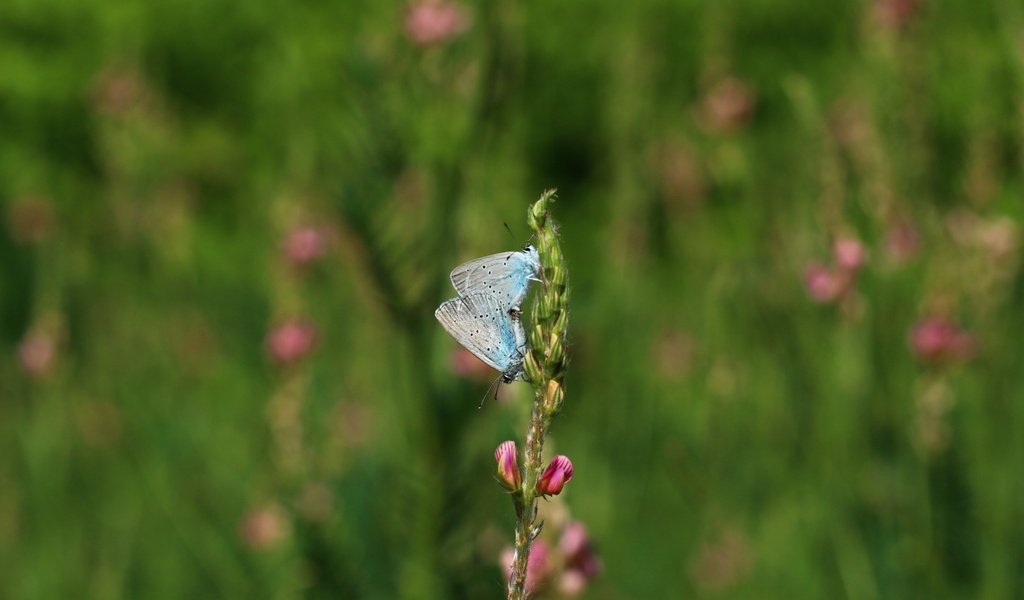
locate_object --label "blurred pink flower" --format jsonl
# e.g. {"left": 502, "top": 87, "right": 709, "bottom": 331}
{"left": 282, "top": 226, "right": 328, "bottom": 267}
{"left": 266, "top": 320, "right": 317, "bottom": 365}
{"left": 239, "top": 504, "right": 289, "bottom": 550}
{"left": 494, "top": 440, "right": 521, "bottom": 490}
{"left": 558, "top": 570, "right": 588, "bottom": 597}
{"left": 909, "top": 318, "right": 975, "bottom": 364}
{"left": 536, "top": 455, "right": 574, "bottom": 496}
{"left": 885, "top": 221, "right": 920, "bottom": 263}
{"left": 874, "top": 0, "right": 922, "bottom": 30}
{"left": 559, "top": 521, "right": 602, "bottom": 596}
{"left": 804, "top": 262, "right": 845, "bottom": 303}
{"left": 698, "top": 77, "right": 757, "bottom": 133}
{"left": 18, "top": 331, "right": 56, "bottom": 378}
{"left": 502, "top": 540, "right": 551, "bottom": 595}
{"left": 560, "top": 523, "right": 596, "bottom": 570}
{"left": 450, "top": 346, "right": 494, "bottom": 381}
{"left": 833, "top": 237, "right": 867, "bottom": 272}
{"left": 405, "top": 1, "right": 470, "bottom": 46}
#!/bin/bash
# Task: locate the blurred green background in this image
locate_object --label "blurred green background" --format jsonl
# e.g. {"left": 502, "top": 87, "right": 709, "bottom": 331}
{"left": 3, "top": 0, "right": 1024, "bottom": 597}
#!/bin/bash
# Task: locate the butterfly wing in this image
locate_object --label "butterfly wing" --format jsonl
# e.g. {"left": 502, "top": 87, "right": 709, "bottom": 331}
{"left": 435, "top": 293, "right": 521, "bottom": 375}
{"left": 449, "top": 248, "right": 540, "bottom": 309}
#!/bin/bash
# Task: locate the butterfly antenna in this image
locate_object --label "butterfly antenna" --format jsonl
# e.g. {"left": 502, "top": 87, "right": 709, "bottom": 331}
{"left": 503, "top": 221, "right": 517, "bottom": 242}
{"left": 480, "top": 373, "right": 503, "bottom": 409}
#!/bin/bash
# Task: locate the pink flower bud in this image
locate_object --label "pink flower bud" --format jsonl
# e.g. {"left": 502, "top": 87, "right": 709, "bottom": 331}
{"left": 558, "top": 570, "right": 587, "bottom": 597}
{"left": 697, "top": 77, "right": 757, "bottom": 133}
{"left": 266, "top": 320, "right": 317, "bottom": 365}
{"left": 885, "top": 221, "right": 920, "bottom": 263}
{"left": 282, "top": 226, "right": 327, "bottom": 267}
{"left": 909, "top": 318, "right": 975, "bottom": 364}
{"left": 803, "top": 262, "right": 844, "bottom": 303}
{"left": 562, "top": 522, "right": 602, "bottom": 581}
{"left": 874, "top": 0, "right": 922, "bottom": 30}
{"left": 405, "top": 1, "right": 470, "bottom": 46}
{"left": 18, "top": 331, "right": 56, "bottom": 378}
{"left": 494, "top": 440, "right": 521, "bottom": 490}
{"left": 833, "top": 237, "right": 866, "bottom": 272}
{"left": 536, "top": 455, "right": 573, "bottom": 496}
{"left": 239, "top": 504, "right": 289, "bottom": 550}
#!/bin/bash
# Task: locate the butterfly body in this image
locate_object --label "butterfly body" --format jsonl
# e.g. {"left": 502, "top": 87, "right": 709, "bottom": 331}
{"left": 435, "top": 293, "right": 526, "bottom": 383}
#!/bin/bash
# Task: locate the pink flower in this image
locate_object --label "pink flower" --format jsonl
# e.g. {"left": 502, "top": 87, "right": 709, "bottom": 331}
{"left": 874, "top": 0, "right": 922, "bottom": 30}
{"left": 266, "top": 320, "right": 317, "bottom": 365}
{"left": 560, "top": 522, "right": 602, "bottom": 589}
{"left": 405, "top": 1, "right": 470, "bottom": 46}
{"left": 833, "top": 237, "right": 866, "bottom": 272}
{"left": 18, "top": 331, "right": 56, "bottom": 378}
{"left": 697, "top": 77, "right": 757, "bottom": 133}
{"left": 559, "top": 523, "right": 595, "bottom": 569}
{"left": 239, "top": 504, "right": 289, "bottom": 550}
{"left": 558, "top": 570, "right": 587, "bottom": 597}
{"left": 886, "top": 221, "right": 920, "bottom": 263}
{"left": 910, "top": 318, "right": 975, "bottom": 364}
{"left": 536, "top": 455, "right": 573, "bottom": 496}
{"left": 804, "top": 262, "right": 845, "bottom": 303}
{"left": 494, "top": 440, "right": 521, "bottom": 490}
{"left": 282, "top": 226, "right": 327, "bottom": 266}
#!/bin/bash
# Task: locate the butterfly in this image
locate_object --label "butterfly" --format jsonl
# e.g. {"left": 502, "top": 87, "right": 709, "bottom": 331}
{"left": 449, "top": 245, "right": 542, "bottom": 311}
{"left": 435, "top": 292, "right": 527, "bottom": 383}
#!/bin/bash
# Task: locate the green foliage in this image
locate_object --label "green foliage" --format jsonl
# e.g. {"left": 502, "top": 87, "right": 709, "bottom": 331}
{"left": 2, "top": 0, "right": 1024, "bottom": 597}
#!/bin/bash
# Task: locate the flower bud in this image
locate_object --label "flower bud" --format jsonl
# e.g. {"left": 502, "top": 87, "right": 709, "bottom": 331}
{"left": 404, "top": 1, "right": 470, "bottom": 46}
{"left": 18, "top": 330, "right": 57, "bottom": 378}
{"left": 494, "top": 441, "right": 521, "bottom": 490}
{"left": 266, "top": 319, "right": 317, "bottom": 365}
{"left": 833, "top": 237, "right": 866, "bottom": 272}
{"left": 239, "top": 504, "right": 290, "bottom": 550}
{"left": 560, "top": 522, "right": 602, "bottom": 577}
{"left": 804, "top": 262, "right": 843, "bottom": 303}
{"left": 523, "top": 350, "right": 543, "bottom": 384}
{"left": 544, "top": 380, "right": 563, "bottom": 414}
{"left": 536, "top": 455, "right": 573, "bottom": 496}
{"left": 282, "top": 226, "right": 327, "bottom": 267}
{"left": 909, "top": 317, "right": 975, "bottom": 364}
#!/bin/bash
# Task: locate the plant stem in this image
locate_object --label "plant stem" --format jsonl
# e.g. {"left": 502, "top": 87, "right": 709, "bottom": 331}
{"left": 508, "top": 402, "right": 549, "bottom": 599}
{"left": 507, "top": 189, "right": 568, "bottom": 600}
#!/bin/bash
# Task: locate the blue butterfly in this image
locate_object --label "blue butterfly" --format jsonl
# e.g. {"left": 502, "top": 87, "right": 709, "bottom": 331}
{"left": 449, "top": 245, "right": 542, "bottom": 311}
{"left": 435, "top": 293, "right": 526, "bottom": 383}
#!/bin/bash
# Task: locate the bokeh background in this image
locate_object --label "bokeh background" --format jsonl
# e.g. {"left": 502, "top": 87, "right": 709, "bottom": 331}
{"left": 3, "top": 0, "right": 1024, "bottom": 597}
